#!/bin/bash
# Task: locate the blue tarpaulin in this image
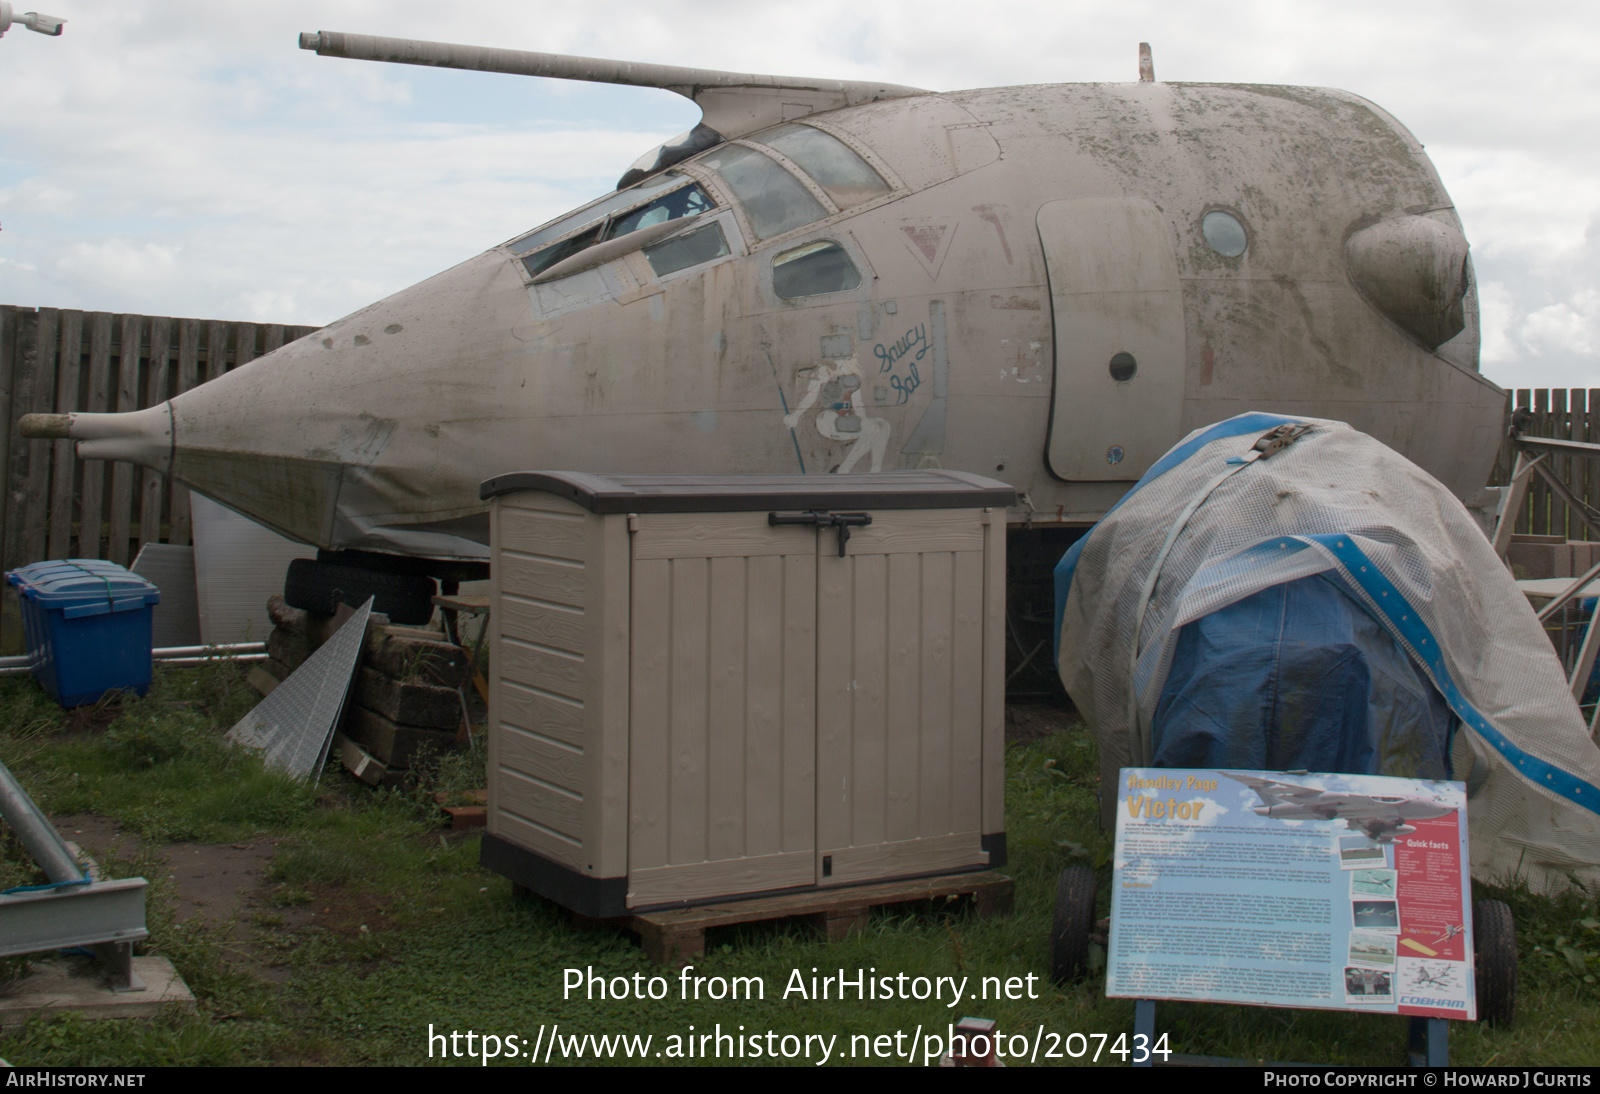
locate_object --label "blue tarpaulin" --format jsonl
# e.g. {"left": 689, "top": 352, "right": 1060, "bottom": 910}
{"left": 1151, "top": 573, "right": 1454, "bottom": 777}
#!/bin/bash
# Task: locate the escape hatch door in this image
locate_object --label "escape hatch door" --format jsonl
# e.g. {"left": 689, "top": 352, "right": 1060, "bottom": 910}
{"left": 1039, "top": 196, "right": 1186, "bottom": 481}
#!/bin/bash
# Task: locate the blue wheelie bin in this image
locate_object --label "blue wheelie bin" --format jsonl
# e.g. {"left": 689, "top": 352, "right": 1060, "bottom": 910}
{"left": 5, "top": 559, "right": 162, "bottom": 707}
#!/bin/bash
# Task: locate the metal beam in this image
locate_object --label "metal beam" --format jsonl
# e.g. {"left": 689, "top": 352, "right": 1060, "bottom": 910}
{"left": 1516, "top": 434, "right": 1600, "bottom": 458}
{"left": 0, "top": 878, "right": 148, "bottom": 959}
{"left": 1530, "top": 457, "right": 1600, "bottom": 541}
{"left": 1535, "top": 556, "right": 1600, "bottom": 623}
{"left": 1492, "top": 452, "right": 1544, "bottom": 561}
{"left": 0, "top": 757, "right": 83, "bottom": 884}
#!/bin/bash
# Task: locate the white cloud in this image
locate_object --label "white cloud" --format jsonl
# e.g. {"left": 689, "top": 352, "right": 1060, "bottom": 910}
{"left": 53, "top": 240, "right": 180, "bottom": 295}
{"left": 1522, "top": 290, "right": 1600, "bottom": 358}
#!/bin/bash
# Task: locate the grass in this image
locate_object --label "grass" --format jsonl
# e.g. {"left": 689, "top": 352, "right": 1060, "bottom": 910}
{"left": 0, "top": 665, "right": 1596, "bottom": 1066}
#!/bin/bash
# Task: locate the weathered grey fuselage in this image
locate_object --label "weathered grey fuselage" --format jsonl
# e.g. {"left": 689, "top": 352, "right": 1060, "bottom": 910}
{"left": 48, "top": 79, "right": 1505, "bottom": 560}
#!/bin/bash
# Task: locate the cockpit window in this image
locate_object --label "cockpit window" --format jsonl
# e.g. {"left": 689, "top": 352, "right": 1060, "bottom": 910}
{"left": 515, "top": 179, "right": 715, "bottom": 278}
{"left": 772, "top": 240, "right": 861, "bottom": 299}
{"left": 696, "top": 144, "right": 827, "bottom": 240}
{"left": 522, "top": 225, "right": 603, "bottom": 278}
{"left": 753, "top": 125, "right": 889, "bottom": 210}
{"left": 508, "top": 173, "right": 682, "bottom": 256}
{"left": 606, "top": 185, "right": 714, "bottom": 241}
{"left": 645, "top": 222, "right": 731, "bottom": 278}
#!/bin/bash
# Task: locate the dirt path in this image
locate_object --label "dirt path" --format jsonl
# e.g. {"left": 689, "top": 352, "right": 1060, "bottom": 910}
{"left": 51, "top": 814, "right": 280, "bottom": 937}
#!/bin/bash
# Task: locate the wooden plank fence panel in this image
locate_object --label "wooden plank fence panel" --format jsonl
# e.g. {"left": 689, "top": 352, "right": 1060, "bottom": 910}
{"left": 47, "top": 309, "right": 83, "bottom": 560}
{"left": 1554, "top": 388, "right": 1570, "bottom": 539}
{"left": 0, "top": 305, "right": 327, "bottom": 650}
{"left": 0, "top": 308, "right": 58, "bottom": 650}
{"left": 1572, "top": 390, "right": 1588, "bottom": 538}
{"left": 205, "top": 320, "right": 228, "bottom": 382}
{"left": 79, "top": 312, "right": 113, "bottom": 560}
{"left": 1588, "top": 390, "right": 1600, "bottom": 529}
{"left": 169, "top": 318, "right": 202, "bottom": 548}
{"left": 236, "top": 322, "right": 258, "bottom": 370}
{"left": 20, "top": 309, "right": 58, "bottom": 571}
{"left": 140, "top": 316, "right": 172, "bottom": 552}
{"left": 108, "top": 313, "right": 142, "bottom": 566}
{"left": 1532, "top": 388, "right": 1550, "bottom": 536}
{"left": 0, "top": 307, "right": 18, "bottom": 558}
{"left": 1486, "top": 387, "right": 1600, "bottom": 542}
{"left": 0, "top": 307, "right": 23, "bottom": 652}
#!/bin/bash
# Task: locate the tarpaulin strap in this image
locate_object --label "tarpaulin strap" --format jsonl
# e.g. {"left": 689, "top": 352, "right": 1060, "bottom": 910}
{"left": 1125, "top": 422, "right": 1314, "bottom": 765}
{"left": 62, "top": 561, "right": 116, "bottom": 613}
{"left": 1053, "top": 412, "right": 1307, "bottom": 664}
{"left": 1287, "top": 533, "right": 1600, "bottom": 818}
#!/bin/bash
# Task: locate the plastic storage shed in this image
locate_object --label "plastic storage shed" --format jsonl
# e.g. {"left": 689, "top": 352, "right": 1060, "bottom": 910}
{"left": 478, "top": 471, "right": 1015, "bottom": 916}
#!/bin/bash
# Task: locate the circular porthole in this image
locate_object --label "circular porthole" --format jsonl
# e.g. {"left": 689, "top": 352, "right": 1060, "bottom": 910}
{"left": 1202, "top": 210, "right": 1248, "bottom": 257}
{"left": 1109, "top": 351, "right": 1137, "bottom": 382}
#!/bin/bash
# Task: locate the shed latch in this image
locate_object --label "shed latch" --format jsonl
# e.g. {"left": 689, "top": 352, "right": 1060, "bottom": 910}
{"left": 768, "top": 510, "right": 873, "bottom": 557}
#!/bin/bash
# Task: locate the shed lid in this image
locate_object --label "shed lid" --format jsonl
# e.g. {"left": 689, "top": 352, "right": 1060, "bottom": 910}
{"left": 479, "top": 471, "right": 1017, "bottom": 513}
{"left": 5, "top": 559, "right": 162, "bottom": 614}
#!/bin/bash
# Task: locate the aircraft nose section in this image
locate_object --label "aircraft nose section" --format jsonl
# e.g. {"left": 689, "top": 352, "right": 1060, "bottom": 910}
{"left": 1344, "top": 215, "right": 1470, "bottom": 349}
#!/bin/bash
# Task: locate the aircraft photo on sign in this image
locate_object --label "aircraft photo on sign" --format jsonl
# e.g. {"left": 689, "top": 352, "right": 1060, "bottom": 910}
{"left": 1223, "top": 771, "right": 1458, "bottom": 844}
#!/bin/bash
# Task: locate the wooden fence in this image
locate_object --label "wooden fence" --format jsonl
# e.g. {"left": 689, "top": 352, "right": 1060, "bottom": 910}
{"left": 0, "top": 306, "right": 320, "bottom": 650}
{"left": 1495, "top": 388, "right": 1600, "bottom": 541}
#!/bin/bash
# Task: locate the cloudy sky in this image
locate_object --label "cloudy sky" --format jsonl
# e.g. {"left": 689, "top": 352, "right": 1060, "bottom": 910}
{"left": 1, "top": 0, "right": 1595, "bottom": 390}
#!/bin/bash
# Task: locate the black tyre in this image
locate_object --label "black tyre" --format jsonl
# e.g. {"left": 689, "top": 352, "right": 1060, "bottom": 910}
{"left": 1051, "top": 865, "right": 1097, "bottom": 985}
{"left": 283, "top": 558, "right": 436, "bottom": 625}
{"left": 1474, "top": 898, "right": 1517, "bottom": 1030}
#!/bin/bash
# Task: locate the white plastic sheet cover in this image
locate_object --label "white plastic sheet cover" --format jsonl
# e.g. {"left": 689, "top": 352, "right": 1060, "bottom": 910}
{"left": 1055, "top": 413, "right": 1600, "bottom": 894}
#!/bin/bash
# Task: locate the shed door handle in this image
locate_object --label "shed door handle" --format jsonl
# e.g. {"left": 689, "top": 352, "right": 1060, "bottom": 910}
{"left": 767, "top": 510, "right": 873, "bottom": 556}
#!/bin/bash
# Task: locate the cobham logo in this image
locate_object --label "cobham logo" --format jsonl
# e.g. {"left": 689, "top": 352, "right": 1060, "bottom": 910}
{"left": 1401, "top": 996, "right": 1466, "bottom": 1007}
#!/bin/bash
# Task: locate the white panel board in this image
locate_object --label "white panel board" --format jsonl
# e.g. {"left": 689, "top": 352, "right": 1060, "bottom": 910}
{"left": 130, "top": 543, "right": 201, "bottom": 648}
{"left": 190, "top": 494, "right": 312, "bottom": 646}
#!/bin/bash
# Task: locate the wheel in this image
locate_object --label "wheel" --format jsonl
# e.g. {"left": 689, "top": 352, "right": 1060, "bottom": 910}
{"left": 1474, "top": 898, "right": 1517, "bottom": 1029}
{"left": 1050, "top": 865, "right": 1097, "bottom": 984}
{"left": 283, "top": 558, "right": 437, "bottom": 625}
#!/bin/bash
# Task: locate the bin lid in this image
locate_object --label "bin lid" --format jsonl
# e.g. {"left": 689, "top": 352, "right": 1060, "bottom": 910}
{"left": 5, "top": 559, "right": 162, "bottom": 617}
{"left": 479, "top": 470, "right": 1018, "bottom": 513}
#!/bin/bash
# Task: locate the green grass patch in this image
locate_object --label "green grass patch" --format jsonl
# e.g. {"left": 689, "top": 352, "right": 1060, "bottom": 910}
{"left": 1, "top": 674, "right": 1597, "bottom": 1066}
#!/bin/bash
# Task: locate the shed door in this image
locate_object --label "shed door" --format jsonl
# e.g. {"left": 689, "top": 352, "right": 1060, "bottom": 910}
{"left": 1039, "top": 196, "right": 1185, "bottom": 481}
{"left": 626, "top": 512, "right": 818, "bottom": 907}
{"left": 814, "top": 511, "right": 990, "bottom": 886}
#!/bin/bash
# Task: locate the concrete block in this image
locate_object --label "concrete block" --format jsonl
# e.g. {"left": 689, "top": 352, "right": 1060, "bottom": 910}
{"left": 355, "top": 667, "right": 461, "bottom": 731}
{"left": 364, "top": 631, "right": 469, "bottom": 688}
{"left": 347, "top": 707, "right": 459, "bottom": 767}
{"left": 267, "top": 626, "right": 314, "bottom": 673}
{"left": 0, "top": 957, "right": 194, "bottom": 1027}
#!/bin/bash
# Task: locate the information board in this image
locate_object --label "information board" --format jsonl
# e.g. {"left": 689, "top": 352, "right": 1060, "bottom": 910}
{"left": 1106, "top": 768, "right": 1475, "bottom": 1020}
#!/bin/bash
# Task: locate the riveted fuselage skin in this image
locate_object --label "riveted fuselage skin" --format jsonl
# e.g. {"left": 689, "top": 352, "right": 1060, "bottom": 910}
{"left": 158, "top": 80, "right": 1503, "bottom": 559}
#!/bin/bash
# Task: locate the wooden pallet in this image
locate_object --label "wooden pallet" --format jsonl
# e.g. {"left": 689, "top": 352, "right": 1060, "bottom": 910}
{"left": 571, "top": 871, "right": 1013, "bottom": 967}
